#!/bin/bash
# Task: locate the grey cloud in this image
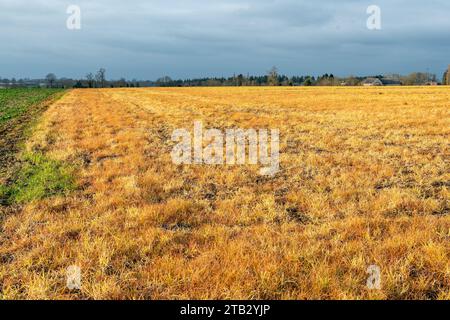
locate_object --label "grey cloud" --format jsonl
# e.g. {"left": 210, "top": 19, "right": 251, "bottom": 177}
{"left": 0, "top": 0, "right": 449, "bottom": 79}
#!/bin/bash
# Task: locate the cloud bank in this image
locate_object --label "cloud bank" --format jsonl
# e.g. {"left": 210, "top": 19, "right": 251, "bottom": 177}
{"left": 1, "top": 0, "right": 449, "bottom": 79}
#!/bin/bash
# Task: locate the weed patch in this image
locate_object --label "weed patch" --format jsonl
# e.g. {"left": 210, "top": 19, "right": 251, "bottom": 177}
{"left": 2, "top": 153, "right": 76, "bottom": 204}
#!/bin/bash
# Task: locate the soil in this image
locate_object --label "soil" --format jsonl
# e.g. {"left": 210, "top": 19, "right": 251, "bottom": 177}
{"left": 0, "top": 92, "right": 65, "bottom": 185}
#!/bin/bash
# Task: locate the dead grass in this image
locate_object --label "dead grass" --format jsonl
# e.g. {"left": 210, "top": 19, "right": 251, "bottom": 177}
{"left": 0, "top": 87, "right": 448, "bottom": 300}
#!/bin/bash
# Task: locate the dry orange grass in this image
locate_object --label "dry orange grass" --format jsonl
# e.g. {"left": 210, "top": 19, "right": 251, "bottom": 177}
{"left": 0, "top": 86, "right": 449, "bottom": 299}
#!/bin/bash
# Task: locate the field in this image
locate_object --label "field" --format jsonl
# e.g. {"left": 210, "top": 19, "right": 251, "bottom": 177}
{"left": 0, "top": 89, "right": 61, "bottom": 178}
{"left": 0, "top": 87, "right": 449, "bottom": 299}
{"left": 0, "top": 88, "right": 64, "bottom": 191}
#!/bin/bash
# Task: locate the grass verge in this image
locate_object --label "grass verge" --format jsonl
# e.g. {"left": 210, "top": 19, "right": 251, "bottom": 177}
{"left": 0, "top": 89, "right": 76, "bottom": 206}
{"left": 0, "top": 152, "right": 76, "bottom": 205}
{"left": 0, "top": 88, "right": 65, "bottom": 180}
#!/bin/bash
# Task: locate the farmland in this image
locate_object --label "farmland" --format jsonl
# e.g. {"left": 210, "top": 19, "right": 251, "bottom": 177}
{"left": 0, "top": 87, "right": 449, "bottom": 299}
{"left": 0, "top": 88, "right": 64, "bottom": 189}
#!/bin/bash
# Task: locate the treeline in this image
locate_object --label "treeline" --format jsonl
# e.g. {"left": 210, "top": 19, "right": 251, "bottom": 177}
{"left": 1, "top": 66, "right": 448, "bottom": 89}
{"left": 56, "top": 69, "right": 148, "bottom": 88}
{"left": 0, "top": 69, "right": 149, "bottom": 89}
{"left": 154, "top": 68, "right": 442, "bottom": 87}
{"left": 155, "top": 74, "right": 369, "bottom": 87}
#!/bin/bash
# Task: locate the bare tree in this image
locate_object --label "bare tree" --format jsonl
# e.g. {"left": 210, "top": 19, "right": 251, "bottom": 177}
{"left": 156, "top": 76, "right": 173, "bottom": 86}
{"left": 445, "top": 65, "right": 450, "bottom": 85}
{"left": 448, "top": 65, "right": 450, "bottom": 85}
{"left": 86, "top": 73, "right": 95, "bottom": 88}
{"left": 45, "top": 73, "right": 57, "bottom": 88}
{"left": 267, "top": 66, "right": 279, "bottom": 86}
{"left": 95, "top": 68, "right": 106, "bottom": 88}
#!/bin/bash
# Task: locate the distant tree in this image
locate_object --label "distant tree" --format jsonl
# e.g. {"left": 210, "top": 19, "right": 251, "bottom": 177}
{"left": 86, "top": 73, "right": 95, "bottom": 88}
{"left": 447, "top": 65, "right": 450, "bottom": 85}
{"left": 317, "top": 74, "right": 336, "bottom": 86}
{"left": 267, "top": 66, "right": 279, "bottom": 86}
{"left": 205, "top": 79, "right": 222, "bottom": 86}
{"left": 303, "top": 77, "right": 313, "bottom": 86}
{"left": 45, "top": 73, "right": 57, "bottom": 88}
{"left": 402, "top": 72, "right": 435, "bottom": 85}
{"left": 444, "top": 66, "right": 450, "bottom": 85}
{"left": 342, "top": 75, "right": 359, "bottom": 86}
{"left": 237, "top": 74, "right": 244, "bottom": 86}
{"left": 117, "top": 78, "right": 127, "bottom": 87}
{"left": 156, "top": 76, "right": 173, "bottom": 86}
{"left": 73, "top": 80, "right": 84, "bottom": 88}
{"left": 95, "top": 68, "right": 106, "bottom": 88}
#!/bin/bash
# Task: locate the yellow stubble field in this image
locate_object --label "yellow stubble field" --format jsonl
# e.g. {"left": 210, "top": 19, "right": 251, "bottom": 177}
{"left": 0, "top": 86, "right": 449, "bottom": 299}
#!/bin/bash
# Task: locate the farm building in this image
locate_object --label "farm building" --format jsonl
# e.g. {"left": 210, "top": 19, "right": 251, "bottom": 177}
{"left": 380, "top": 79, "right": 402, "bottom": 86}
{"left": 362, "top": 77, "right": 403, "bottom": 86}
{"left": 362, "top": 78, "right": 383, "bottom": 86}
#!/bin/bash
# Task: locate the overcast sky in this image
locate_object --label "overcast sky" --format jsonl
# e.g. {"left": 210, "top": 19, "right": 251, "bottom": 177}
{"left": 1, "top": 0, "right": 449, "bottom": 80}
